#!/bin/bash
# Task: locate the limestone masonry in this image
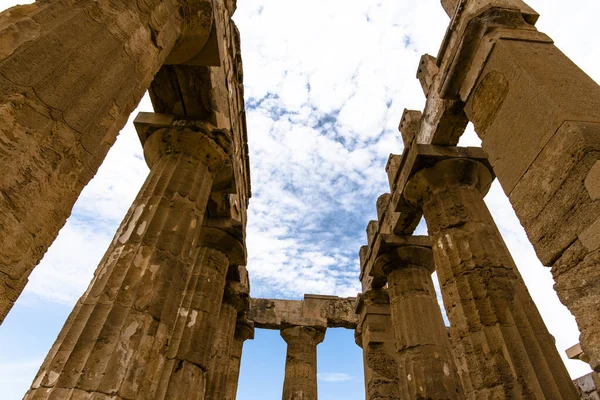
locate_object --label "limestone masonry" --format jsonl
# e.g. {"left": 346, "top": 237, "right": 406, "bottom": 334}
{"left": 0, "top": 0, "right": 599, "bottom": 398}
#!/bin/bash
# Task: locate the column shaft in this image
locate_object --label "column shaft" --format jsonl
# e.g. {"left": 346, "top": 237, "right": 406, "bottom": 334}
{"left": 24, "top": 126, "right": 229, "bottom": 399}
{"left": 404, "top": 158, "right": 578, "bottom": 399}
{"left": 281, "top": 326, "right": 325, "bottom": 400}
{"left": 459, "top": 8, "right": 600, "bottom": 369}
{"left": 0, "top": 0, "right": 191, "bottom": 323}
{"left": 385, "top": 259, "right": 463, "bottom": 399}
{"left": 225, "top": 318, "right": 254, "bottom": 400}
{"left": 154, "top": 246, "right": 229, "bottom": 400}
{"left": 355, "top": 290, "right": 401, "bottom": 400}
{"left": 205, "top": 282, "right": 248, "bottom": 399}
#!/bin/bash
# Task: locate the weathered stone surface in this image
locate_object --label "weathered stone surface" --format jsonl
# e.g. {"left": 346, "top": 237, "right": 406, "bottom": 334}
{"left": 403, "top": 155, "right": 578, "bottom": 399}
{"left": 572, "top": 372, "right": 600, "bottom": 400}
{"left": 414, "top": 54, "right": 468, "bottom": 146}
{"left": 0, "top": 0, "right": 216, "bottom": 323}
{"left": 225, "top": 316, "right": 254, "bottom": 400}
{"left": 443, "top": 2, "right": 600, "bottom": 367}
{"left": 399, "top": 109, "right": 422, "bottom": 148}
{"left": 248, "top": 294, "right": 357, "bottom": 330}
{"left": 281, "top": 325, "right": 326, "bottom": 400}
{"left": 355, "top": 289, "right": 401, "bottom": 400}
{"left": 149, "top": 1, "right": 251, "bottom": 218}
{"left": 156, "top": 225, "right": 245, "bottom": 399}
{"left": 205, "top": 278, "right": 249, "bottom": 399}
{"left": 376, "top": 242, "right": 463, "bottom": 399}
{"left": 25, "top": 122, "right": 231, "bottom": 399}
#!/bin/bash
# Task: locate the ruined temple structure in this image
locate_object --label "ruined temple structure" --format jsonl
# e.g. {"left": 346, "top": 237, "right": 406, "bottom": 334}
{"left": 1, "top": 0, "right": 600, "bottom": 398}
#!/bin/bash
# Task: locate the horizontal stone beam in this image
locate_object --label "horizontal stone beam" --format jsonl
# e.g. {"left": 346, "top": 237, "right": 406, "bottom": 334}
{"left": 248, "top": 294, "right": 358, "bottom": 330}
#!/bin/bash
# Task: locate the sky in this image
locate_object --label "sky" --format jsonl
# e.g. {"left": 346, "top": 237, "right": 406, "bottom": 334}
{"left": 1, "top": 0, "right": 600, "bottom": 399}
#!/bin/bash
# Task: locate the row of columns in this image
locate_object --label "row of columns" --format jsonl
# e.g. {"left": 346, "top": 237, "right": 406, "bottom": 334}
{"left": 23, "top": 118, "right": 254, "bottom": 399}
{"left": 358, "top": 150, "right": 580, "bottom": 399}
{"left": 0, "top": 0, "right": 215, "bottom": 323}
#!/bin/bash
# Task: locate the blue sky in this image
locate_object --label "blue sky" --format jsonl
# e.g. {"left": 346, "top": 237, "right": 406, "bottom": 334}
{"left": 1, "top": 0, "right": 600, "bottom": 398}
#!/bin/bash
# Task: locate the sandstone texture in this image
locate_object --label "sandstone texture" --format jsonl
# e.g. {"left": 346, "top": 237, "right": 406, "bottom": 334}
{"left": 401, "top": 152, "right": 578, "bottom": 399}
{"left": 281, "top": 326, "right": 326, "bottom": 400}
{"left": 355, "top": 289, "right": 402, "bottom": 400}
{"left": 1, "top": 0, "right": 598, "bottom": 398}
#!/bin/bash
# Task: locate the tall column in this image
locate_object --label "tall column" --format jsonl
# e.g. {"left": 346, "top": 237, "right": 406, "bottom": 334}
{"left": 153, "top": 228, "right": 245, "bottom": 400}
{"left": 354, "top": 289, "right": 401, "bottom": 400}
{"left": 281, "top": 326, "right": 326, "bottom": 400}
{"left": 438, "top": 0, "right": 600, "bottom": 368}
{"left": 205, "top": 278, "right": 249, "bottom": 399}
{"left": 0, "top": 0, "right": 215, "bottom": 323}
{"left": 25, "top": 119, "right": 232, "bottom": 399}
{"left": 402, "top": 154, "right": 578, "bottom": 399}
{"left": 375, "top": 242, "right": 463, "bottom": 399}
{"left": 225, "top": 316, "right": 254, "bottom": 400}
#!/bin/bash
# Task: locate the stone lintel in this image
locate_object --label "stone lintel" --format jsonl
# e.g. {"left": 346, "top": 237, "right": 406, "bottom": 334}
{"left": 437, "top": 3, "right": 544, "bottom": 102}
{"left": 386, "top": 154, "right": 403, "bottom": 192}
{"left": 567, "top": 343, "right": 591, "bottom": 364}
{"left": 366, "top": 220, "right": 379, "bottom": 247}
{"left": 399, "top": 109, "right": 423, "bottom": 148}
{"left": 248, "top": 295, "right": 358, "bottom": 330}
{"left": 416, "top": 55, "right": 438, "bottom": 97}
{"left": 359, "top": 190, "right": 422, "bottom": 291}
{"left": 391, "top": 144, "right": 492, "bottom": 213}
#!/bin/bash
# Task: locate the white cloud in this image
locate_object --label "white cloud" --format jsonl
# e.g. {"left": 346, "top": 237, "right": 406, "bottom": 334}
{"left": 1, "top": 0, "right": 597, "bottom": 386}
{"left": 318, "top": 372, "right": 353, "bottom": 383}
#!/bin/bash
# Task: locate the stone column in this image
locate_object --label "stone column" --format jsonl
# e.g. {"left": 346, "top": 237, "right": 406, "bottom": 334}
{"left": 225, "top": 316, "right": 254, "bottom": 400}
{"left": 0, "top": 0, "right": 215, "bottom": 323}
{"left": 354, "top": 289, "right": 401, "bottom": 400}
{"left": 281, "top": 326, "right": 326, "bottom": 400}
{"left": 24, "top": 120, "right": 232, "bottom": 399}
{"left": 439, "top": 0, "right": 600, "bottom": 368}
{"left": 154, "top": 227, "right": 245, "bottom": 400}
{"left": 403, "top": 155, "right": 578, "bottom": 399}
{"left": 375, "top": 243, "right": 463, "bottom": 399}
{"left": 205, "top": 278, "right": 249, "bottom": 399}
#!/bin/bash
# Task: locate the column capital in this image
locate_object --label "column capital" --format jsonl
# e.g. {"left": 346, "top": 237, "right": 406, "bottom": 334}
{"left": 280, "top": 326, "right": 326, "bottom": 346}
{"left": 198, "top": 225, "right": 246, "bottom": 265}
{"left": 366, "top": 234, "right": 431, "bottom": 282}
{"left": 375, "top": 244, "right": 435, "bottom": 276}
{"left": 234, "top": 316, "right": 255, "bottom": 342}
{"left": 392, "top": 145, "right": 493, "bottom": 209}
{"left": 222, "top": 281, "right": 249, "bottom": 313}
{"left": 164, "top": 0, "right": 214, "bottom": 65}
{"left": 134, "top": 112, "right": 234, "bottom": 189}
{"left": 404, "top": 157, "right": 493, "bottom": 207}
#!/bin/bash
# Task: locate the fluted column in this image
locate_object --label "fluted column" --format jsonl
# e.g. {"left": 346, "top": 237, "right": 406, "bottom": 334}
{"left": 403, "top": 156, "right": 578, "bottom": 399}
{"left": 281, "top": 326, "right": 326, "bottom": 400}
{"left": 205, "top": 278, "right": 249, "bottom": 399}
{"left": 355, "top": 289, "right": 401, "bottom": 400}
{"left": 25, "top": 121, "right": 231, "bottom": 399}
{"left": 375, "top": 243, "right": 463, "bottom": 399}
{"left": 225, "top": 316, "right": 254, "bottom": 400}
{"left": 0, "top": 0, "right": 215, "bottom": 323}
{"left": 436, "top": 0, "right": 600, "bottom": 368}
{"left": 154, "top": 227, "right": 245, "bottom": 400}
